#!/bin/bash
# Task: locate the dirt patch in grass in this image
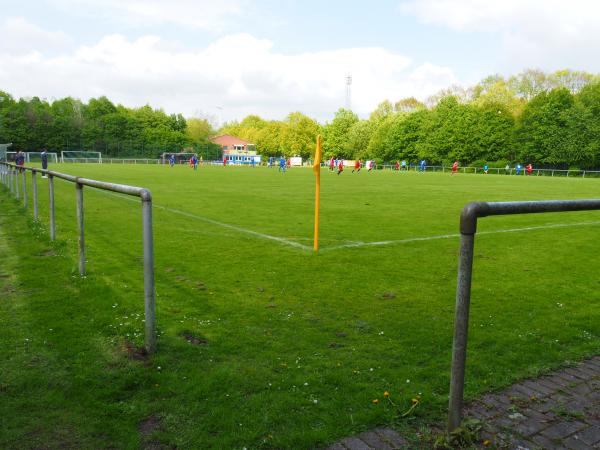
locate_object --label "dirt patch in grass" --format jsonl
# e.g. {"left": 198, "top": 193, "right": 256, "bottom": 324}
{"left": 122, "top": 341, "right": 150, "bottom": 363}
{"left": 182, "top": 332, "right": 208, "bottom": 345}
{"left": 1, "top": 284, "right": 16, "bottom": 294}
{"left": 381, "top": 291, "right": 396, "bottom": 300}
{"left": 35, "top": 248, "right": 57, "bottom": 257}
{"left": 139, "top": 414, "right": 172, "bottom": 449}
{"left": 138, "top": 414, "right": 162, "bottom": 437}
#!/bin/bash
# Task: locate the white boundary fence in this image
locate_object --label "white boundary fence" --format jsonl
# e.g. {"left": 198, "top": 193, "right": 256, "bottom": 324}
{"left": 378, "top": 164, "right": 600, "bottom": 178}
{"left": 0, "top": 162, "right": 157, "bottom": 353}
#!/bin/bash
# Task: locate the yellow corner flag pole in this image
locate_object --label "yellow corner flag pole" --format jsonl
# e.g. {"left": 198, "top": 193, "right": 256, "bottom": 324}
{"left": 313, "top": 135, "right": 322, "bottom": 252}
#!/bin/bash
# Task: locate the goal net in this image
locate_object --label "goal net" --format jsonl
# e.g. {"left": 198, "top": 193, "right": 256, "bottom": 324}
{"left": 26, "top": 152, "right": 59, "bottom": 163}
{"left": 61, "top": 151, "right": 103, "bottom": 163}
{"left": 161, "top": 152, "right": 198, "bottom": 164}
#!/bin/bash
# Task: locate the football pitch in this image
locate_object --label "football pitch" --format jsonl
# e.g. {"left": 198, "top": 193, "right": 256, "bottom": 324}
{"left": 1, "top": 164, "right": 600, "bottom": 448}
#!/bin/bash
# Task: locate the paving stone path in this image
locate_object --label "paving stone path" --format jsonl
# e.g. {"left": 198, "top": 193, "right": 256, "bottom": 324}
{"left": 328, "top": 356, "right": 600, "bottom": 449}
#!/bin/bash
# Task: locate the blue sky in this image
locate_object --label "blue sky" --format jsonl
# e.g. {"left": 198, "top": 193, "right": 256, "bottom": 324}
{"left": 1, "top": 0, "right": 598, "bottom": 123}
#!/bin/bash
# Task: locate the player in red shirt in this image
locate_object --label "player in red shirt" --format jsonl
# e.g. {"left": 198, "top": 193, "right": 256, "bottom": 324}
{"left": 329, "top": 157, "right": 335, "bottom": 172}
{"left": 395, "top": 160, "right": 400, "bottom": 171}
{"left": 526, "top": 163, "right": 533, "bottom": 175}
{"left": 337, "top": 160, "right": 344, "bottom": 175}
{"left": 352, "top": 159, "right": 361, "bottom": 173}
{"left": 451, "top": 160, "right": 459, "bottom": 175}
{"left": 223, "top": 156, "right": 227, "bottom": 166}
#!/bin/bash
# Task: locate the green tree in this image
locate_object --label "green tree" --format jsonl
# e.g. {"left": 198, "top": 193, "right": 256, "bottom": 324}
{"left": 186, "top": 118, "right": 214, "bottom": 144}
{"left": 280, "top": 112, "right": 320, "bottom": 159}
{"left": 322, "top": 108, "right": 359, "bottom": 158}
{"left": 516, "top": 88, "right": 575, "bottom": 165}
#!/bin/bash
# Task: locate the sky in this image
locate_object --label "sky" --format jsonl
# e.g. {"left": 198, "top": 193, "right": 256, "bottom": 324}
{"left": 1, "top": 0, "right": 600, "bottom": 124}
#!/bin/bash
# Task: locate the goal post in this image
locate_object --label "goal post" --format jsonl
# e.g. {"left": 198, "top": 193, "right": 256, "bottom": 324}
{"left": 26, "top": 152, "right": 59, "bottom": 163}
{"left": 61, "top": 151, "right": 103, "bottom": 163}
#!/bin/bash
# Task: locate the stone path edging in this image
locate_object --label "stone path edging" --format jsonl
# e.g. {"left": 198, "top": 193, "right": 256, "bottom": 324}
{"left": 328, "top": 356, "right": 600, "bottom": 449}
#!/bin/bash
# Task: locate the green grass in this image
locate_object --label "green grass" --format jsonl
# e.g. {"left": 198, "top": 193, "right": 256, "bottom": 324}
{"left": 1, "top": 164, "right": 599, "bottom": 449}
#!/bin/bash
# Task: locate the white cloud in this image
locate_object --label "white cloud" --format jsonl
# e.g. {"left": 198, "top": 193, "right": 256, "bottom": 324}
{"left": 48, "top": 0, "right": 246, "bottom": 31}
{"left": 0, "top": 17, "right": 73, "bottom": 54}
{"left": 399, "top": 0, "right": 600, "bottom": 72}
{"left": 0, "top": 29, "right": 457, "bottom": 122}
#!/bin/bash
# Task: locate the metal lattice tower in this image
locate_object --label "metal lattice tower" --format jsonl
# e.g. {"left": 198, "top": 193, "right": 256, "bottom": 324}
{"left": 345, "top": 73, "right": 352, "bottom": 111}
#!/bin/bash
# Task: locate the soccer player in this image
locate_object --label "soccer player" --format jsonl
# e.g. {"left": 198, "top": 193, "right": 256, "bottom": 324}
{"left": 169, "top": 154, "right": 175, "bottom": 167}
{"left": 395, "top": 160, "right": 400, "bottom": 171}
{"left": 200, "top": 155, "right": 203, "bottom": 166}
{"left": 279, "top": 156, "right": 286, "bottom": 173}
{"left": 451, "top": 160, "right": 459, "bottom": 175}
{"left": 353, "top": 159, "right": 361, "bottom": 173}
{"left": 401, "top": 160, "right": 407, "bottom": 171}
{"left": 419, "top": 159, "right": 426, "bottom": 172}
{"left": 223, "top": 156, "right": 227, "bottom": 167}
{"left": 483, "top": 164, "right": 489, "bottom": 174}
{"left": 189, "top": 156, "right": 194, "bottom": 168}
{"left": 268, "top": 156, "right": 273, "bottom": 168}
{"left": 337, "top": 159, "right": 344, "bottom": 175}
{"left": 366, "top": 160, "right": 373, "bottom": 172}
{"left": 526, "top": 163, "right": 533, "bottom": 175}
{"left": 329, "top": 157, "right": 335, "bottom": 172}
{"left": 516, "top": 164, "right": 522, "bottom": 175}
{"left": 192, "top": 155, "right": 198, "bottom": 170}
{"left": 41, "top": 149, "right": 48, "bottom": 177}
{"left": 505, "top": 163, "right": 510, "bottom": 175}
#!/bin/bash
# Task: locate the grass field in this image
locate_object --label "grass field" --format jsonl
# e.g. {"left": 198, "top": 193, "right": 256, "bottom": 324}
{"left": 1, "top": 164, "right": 599, "bottom": 449}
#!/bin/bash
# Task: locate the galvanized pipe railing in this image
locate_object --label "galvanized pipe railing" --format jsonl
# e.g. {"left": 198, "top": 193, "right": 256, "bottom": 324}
{"left": 448, "top": 199, "right": 600, "bottom": 432}
{"left": 0, "top": 161, "right": 157, "bottom": 353}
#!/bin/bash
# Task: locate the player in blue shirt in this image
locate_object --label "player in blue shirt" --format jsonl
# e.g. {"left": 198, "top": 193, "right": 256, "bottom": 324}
{"left": 279, "top": 156, "right": 286, "bottom": 173}
{"left": 419, "top": 160, "right": 426, "bottom": 172}
{"left": 483, "top": 164, "right": 488, "bottom": 174}
{"left": 169, "top": 154, "right": 175, "bottom": 167}
{"left": 516, "top": 164, "right": 522, "bottom": 175}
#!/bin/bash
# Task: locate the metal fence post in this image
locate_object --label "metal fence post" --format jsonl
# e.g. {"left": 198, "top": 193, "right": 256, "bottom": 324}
{"left": 49, "top": 174, "right": 56, "bottom": 240}
{"left": 15, "top": 168, "right": 20, "bottom": 199}
{"left": 76, "top": 182, "right": 85, "bottom": 276}
{"left": 32, "top": 170, "right": 38, "bottom": 220}
{"left": 22, "top": 169, "right": 27, "bottom": 208}
{"left": 448, "top": 202, "right": 484, "bottom": 432}
{"left": 141, "top": 190, "right": 156, "bottom": 353}
{"left": 448, "top": 232, "right": 476, "bottom": 431}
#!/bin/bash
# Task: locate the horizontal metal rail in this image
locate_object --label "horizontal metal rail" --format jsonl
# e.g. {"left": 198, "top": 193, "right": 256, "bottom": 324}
{"left": 0, "top": 161, "right": 156, "bottom": 353}
{"left": 448, "top": 198, "right": 600, "bottom": 432}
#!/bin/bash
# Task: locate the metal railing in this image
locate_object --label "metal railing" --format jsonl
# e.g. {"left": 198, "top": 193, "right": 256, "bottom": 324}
{"left": 0, "top": 161, "right": 157, "bottom": 353}
{"left": 447, "top": 198, "right": 600, "bottom": 432}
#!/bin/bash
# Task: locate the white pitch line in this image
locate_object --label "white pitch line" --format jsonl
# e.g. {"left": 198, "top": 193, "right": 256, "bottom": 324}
{"left": 99, "top": 190, "right": 600, "bottom": 253}
{"left": 321, "top": 220, "right": 600, "bottom": 252}
{"left": 101, "top": 191, "right": 312, "bottom": 251}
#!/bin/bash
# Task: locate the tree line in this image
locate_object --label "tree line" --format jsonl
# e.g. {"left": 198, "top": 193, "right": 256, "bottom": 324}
{"left": 1, "top": 68, "right": 599, "bottom": 167}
